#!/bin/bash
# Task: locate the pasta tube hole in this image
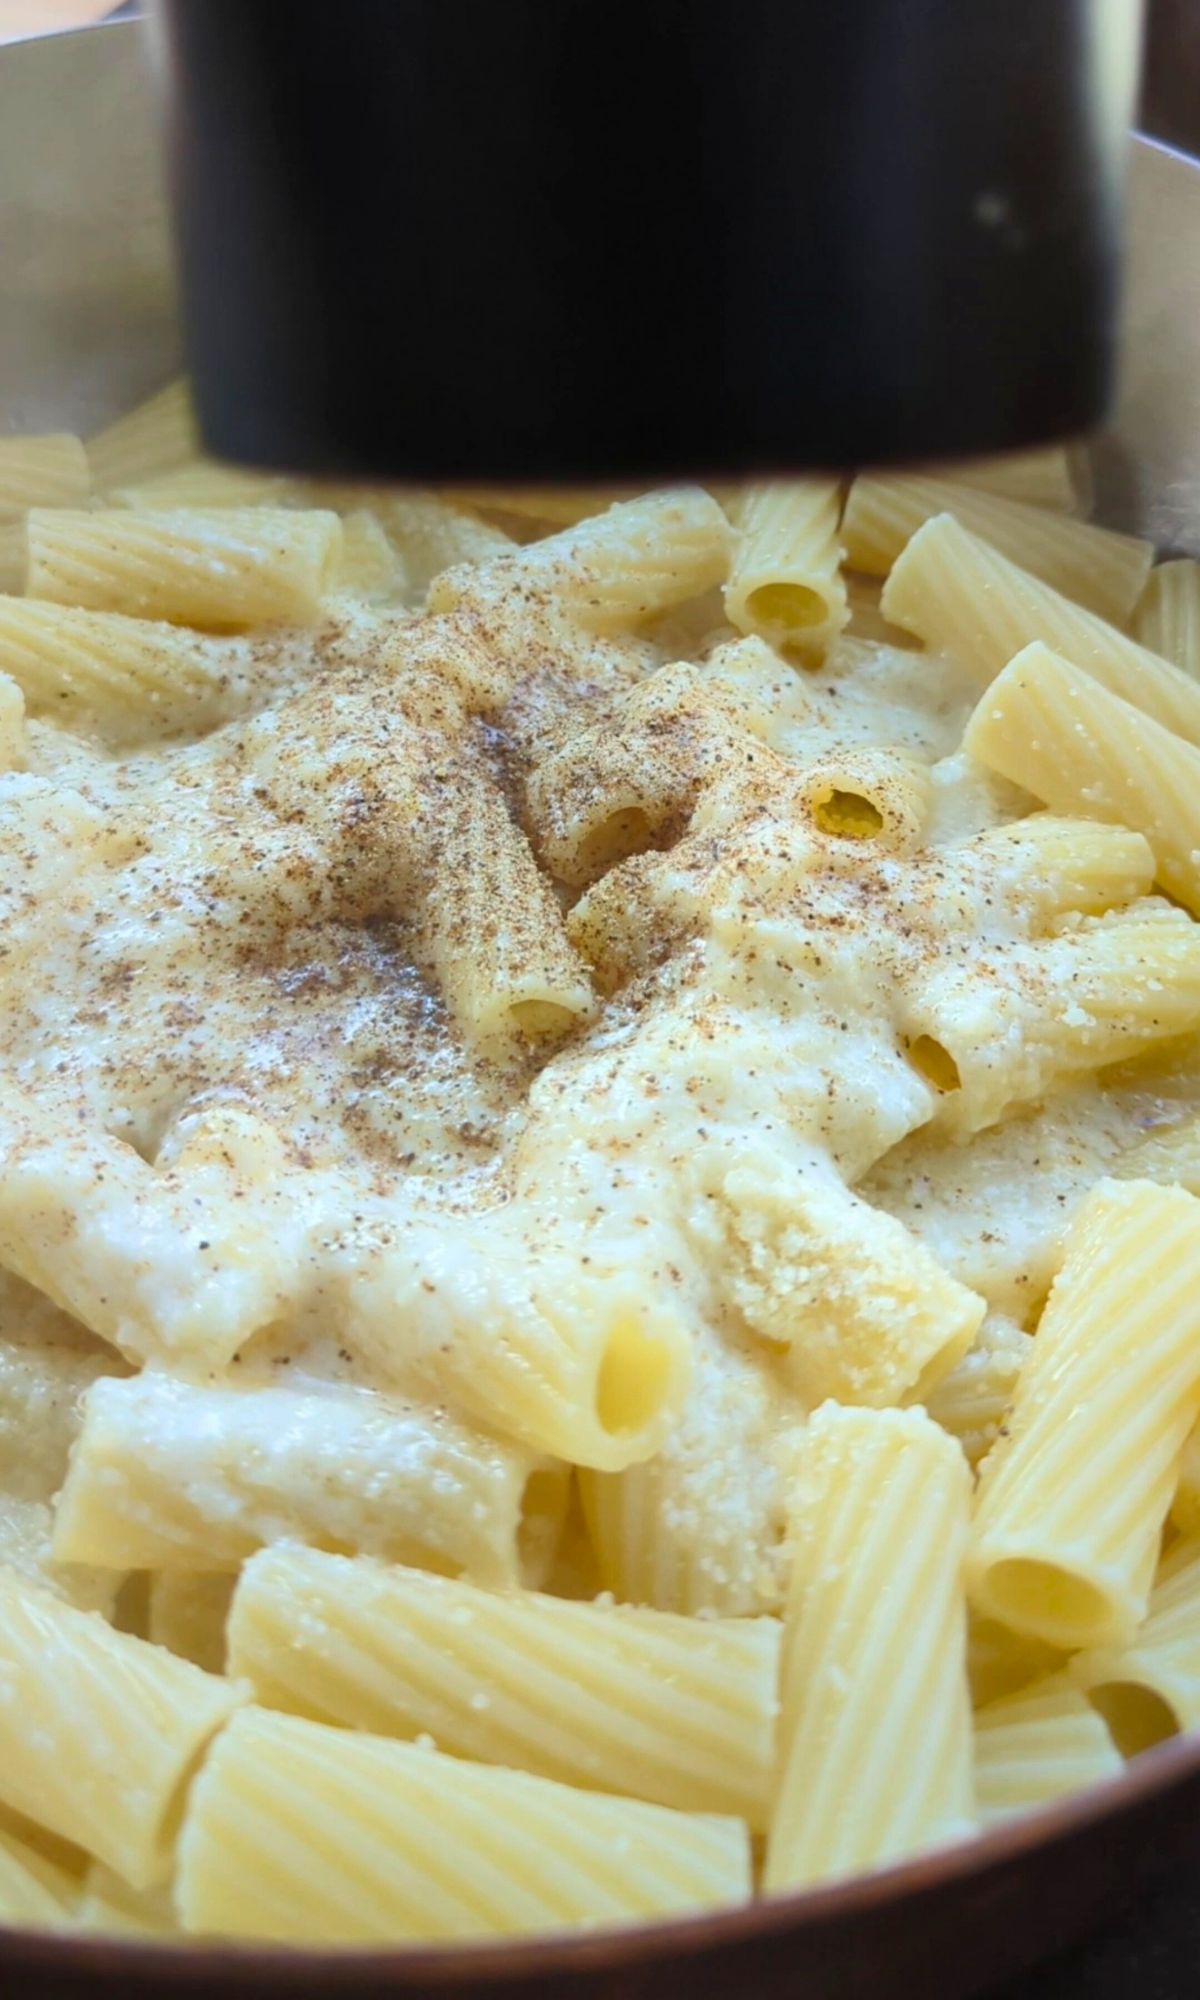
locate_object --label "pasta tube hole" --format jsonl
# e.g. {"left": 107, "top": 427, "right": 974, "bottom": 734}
{"left": 574, "top": 807, "right": 655, "bottom": 882}
{"left": 594, "top": 1315, "right": 675, "bottom": 1437}
{"left": 907, "top": 1035, "right": 962, "bottom": 1094}
{"left": 981, "top": 1558, "right": 1113, "bottom": 1649}
{"left": 508, "top": 999, "right": 577, "bottom": 1040}
{"left": 745, "top": 582, "right": 826, "bottom": 633}
{"left": 1086, "top": 1682, "right": 1179, "bottom": 1760}
{"left": 809, "top": 786, "right": 885, "bottom": 840}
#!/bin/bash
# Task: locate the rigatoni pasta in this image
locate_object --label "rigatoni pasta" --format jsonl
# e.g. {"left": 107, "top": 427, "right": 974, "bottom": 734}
{"left": 227, "top": 1547, "right": 779, "bottom": 1827}
{"left": 765, "top": 1405, "right": 974, "bottom": 1893}
{"left": 177, "top": 1707, "right": 752, "bottom": 1944}
{"left": 5, "top": 391, "right": 1200, "bottom": 1951}
{"left": 967, "top": 1180, "right": 1200, "bottom": 1650}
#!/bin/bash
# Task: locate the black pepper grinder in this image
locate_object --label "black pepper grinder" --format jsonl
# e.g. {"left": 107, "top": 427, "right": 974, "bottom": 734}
{"left": 155, "top": 0, "right": 1144, "bottom": 482}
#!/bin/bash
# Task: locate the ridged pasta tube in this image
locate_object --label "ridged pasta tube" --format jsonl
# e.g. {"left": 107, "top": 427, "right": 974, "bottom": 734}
{"left": 422, "top": 762, "right": 596, "bottom": 1049}
{"left": 0, "top": 599, "right": 261, "bottom": 741}
{"left": 842, "top": 476, "right": 1151, "bottom": 622}
{"left": 0, "top": 1093, "right": 308, "bottom": 1369}
{"left": 441, "top": 486, "right": 643, "bottom": 527}
{"left": 967, "top": 1179, "right": 1200, "bottom": 1650}
{"left": 0, "top": 1569, "right": 245, "bottom": 1887}
{"left": 970, "top": 815, "right": 1155, "bottom": 922}
{"left": 428, "top": 489, "right": 733, "bottom": 635}
{"left": 724, "top": 480, "right": 847, "bottom": 664}
{"left": 764, "top": 1405, "right": 974, "bottom": 1893}
{"left": 0, "top": 433, "right": 89, "bottom": 518}
{"left": 1135, "top": 558, "right": 1200, "bottom": 676}
{"left": 884, "top": 516, "right": 1200, "bottom": 748}
{"left": 793, "top": 747, "right": 933, "bottom": 854}
{"left": 53, "top": 1372, "right": 545, "bottom": 1589}
{"left": 360, "top": 490, "right": 514, "bottom": 598}
{"left": 86, "top": 379, "right": 196, "bottom": 491}
{"left": 228, "top": 1547, "right": 779, "bottom": 1827}
{"left": 26, "top": 507, "right": 342, "bottom": 631}
{"left": 579, "top": 1330, "right": 794, "bottom": 1617}
{"left": 973, "top": 1674, "right": 1121, "bottom": 1825}
{"left": 524, "top": 662, "right": 768, "bottom": 887}
{"left": 921, "top": 445, "right": 1082, "bottom": 511}
{"left": 713, "top": 1155, "right": 986, "bottom": 1407}
{"left": 109, "top": 460, "right": 292, "bottom": 510}
{"left": 1071, "top": 1536, "right": 1200, "bottom": 1755}
{"left": 176, "top": 1707, "right": 752, "bottom": 1944}
{"left": 964, "top": 643, "right": 1200, "bottom": 913}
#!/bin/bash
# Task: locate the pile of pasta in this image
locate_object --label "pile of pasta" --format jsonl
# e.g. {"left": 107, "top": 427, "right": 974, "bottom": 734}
{"left": 1, "top": 388, "right": 1200, "bottom": 1947}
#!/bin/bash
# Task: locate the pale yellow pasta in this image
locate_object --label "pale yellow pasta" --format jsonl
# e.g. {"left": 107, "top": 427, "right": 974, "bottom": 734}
{"left": 793, "top": 746, "right": 933, "bottom": 853}
{"left": 428, "top": 488, "right": 733, "bottom": 634}
{"left": 883, "top": 515, "right": 1200, "bottom": 747}
{"left": 177, "top": 1706, "right": 752, "bottom": 1944}
{"left": 148, "top": 1572, "right": 236, "bottom": 1675}
{"left": 353, "top": 490, "right": 514, "bottom": 600}
{"left": 77, "top": 1864, "right": 177, "bottom": 1938}
{"left": 422, "top": 762, "right": 596, "bottom": 1050}
{"left": 0, "top": 1493, "right": 120, "bottom": 1616}
{"left": 724, "top": 480, "right": 847, "bottom": 664}
{"left": 330, "top": 508, "right": 404, "bottom": 600}
{"left": 0, "top": 1090, "right": 302, "bottom": 1370}
{"left": 1135, "top": 558, "right": 1200, "bottom": 675}
{"left": 53, "top": 1372, "right": 546, "bottom": 1589}
{"left": 922, "top": 445, "right": 1082, "bottom": 511}
{"left": 524, "top": 659, "right": 767, "bottom": 888}
{"left": 764, "top": 1405, "right": 974, "bottom": 1894}
{"left": 0, "top": 1292, "right": 120, "bottom": 1502}
{"left": 25, "top": 507, "right": 342, "bottom": 631}
{"left": 0, "top": 434, "right": 89, "bottom": 518}
{"left": 0, "top": 1569, "right": 245, "bottom": 1887}
{"left": 109, "top": 460, "right": 292, "bottom": 510}
{"left": 712, "top": 1155, "right": 985, "bottom": 1406}
{"left": 908, "top": 898, "right": 1200, "bottom": 1131}
{"left": 971, "top": 815, "right": 1156, "bottom": 921}
{"left": 925, "top": 1314, "right": 1032, "bottom": 1468}
{"left": 441, "top": 486, "right": 643, "bottom": 527}
{"left": 841, "top": 475, "right": 1151, "bottom": 622}
{"left": 579, "top": 1331, "right": 795, "bottom": 1618}
{"left": 86, "top": 379, "right": 196, "bottom": 492}
{"left": 0, "top": 598, "right": 264, "bottom": 740}
{"left": 0, "top": 1812, "right": 80, "bottom": 1929}
{"left": 967, "top": 1615, "right": 1065, "bottom": 1711}
{"left": 964, "top": 643, "right": 1200, "bottom": 914}
{"left": 973, "top": 1674, "right": 1121, "bottom": 1826}
{"left": 1071, "top": 1535, "right": 1200, "bottom": 1754}
{"left": 228, "top": 1547, "right": 779, "bottom": 1828}
{"left": 968, "top": 1180, "right": 1200, "bottom": 1650}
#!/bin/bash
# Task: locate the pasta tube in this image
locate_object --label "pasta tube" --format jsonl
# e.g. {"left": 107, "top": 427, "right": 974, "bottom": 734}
{"left": 765, "top": 1405, "right": 974, "bottom": 1893}
{"left": 967, "top": 1180, "right": 1200, "bottom": 1650}
{"left": 26, "top": 507, "right": 342, "bottom": 630}
{"left": 177, "top": 1707, "right": 752, "bottom": 1944}
{"left": 842, "top": 475, "right": 1151, "bottom": 622}
{"left": 0, "top": 1569, "right": 244, "bottom": 1887}
{"left": 724, "top": 480, "right": 846, "bottom": 663}
{"left": 228, "top": 1547, "right": 779, "bottom": 1827}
